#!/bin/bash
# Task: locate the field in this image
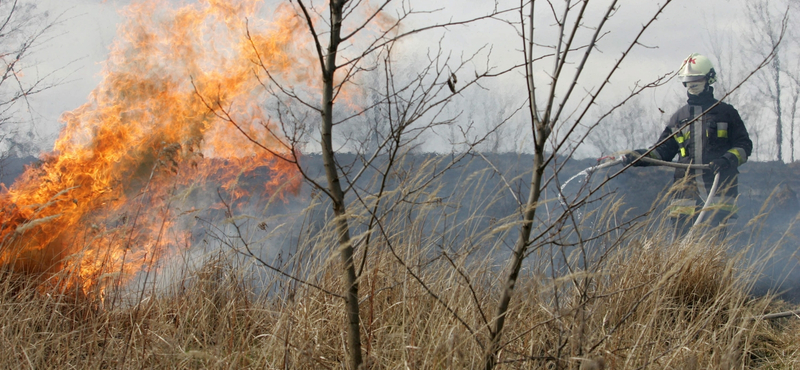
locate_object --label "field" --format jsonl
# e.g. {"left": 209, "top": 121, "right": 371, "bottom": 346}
{"left": 2, "top": 184, "right": 799, "bottom": 369}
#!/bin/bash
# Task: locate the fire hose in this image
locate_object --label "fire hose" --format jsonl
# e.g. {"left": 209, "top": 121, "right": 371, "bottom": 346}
{"left": 748, "top": 309, "right": 800, "bottom": 321}
{"left": 560, "top": 155, "right": 720, "bottom": 228}
{"left": 563, "top": 158, "right": 800, "bottom": 321}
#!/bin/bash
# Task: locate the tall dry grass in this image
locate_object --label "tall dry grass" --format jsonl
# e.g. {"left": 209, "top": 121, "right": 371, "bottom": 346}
{"left": 1, "top": 157, "right": 799, "bottom": 369}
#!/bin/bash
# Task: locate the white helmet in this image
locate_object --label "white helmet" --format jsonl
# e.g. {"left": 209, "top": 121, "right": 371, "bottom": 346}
{"left": 678, "top": 53, "right": 717, "bottom": 85}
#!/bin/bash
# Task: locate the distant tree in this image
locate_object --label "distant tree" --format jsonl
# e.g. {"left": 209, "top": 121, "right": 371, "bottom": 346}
{"left": 742, "top": 0, "right": 794, "bottom": 162}
{"left": 0, "top": 1, "right": 60, "bottom": 179}
{"left": 788, "top": 70, "right": 800, "bottom": 162}
{"left": 585, "top": 96, "right": 661, "bottom": 156}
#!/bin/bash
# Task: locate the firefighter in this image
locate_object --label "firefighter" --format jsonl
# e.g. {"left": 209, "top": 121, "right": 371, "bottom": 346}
{"left": 623, "top": 53, "right": 753, "bottom": 239}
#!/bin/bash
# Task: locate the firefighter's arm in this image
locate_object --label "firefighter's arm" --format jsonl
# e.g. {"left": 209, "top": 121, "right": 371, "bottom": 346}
{"left": 650, "top": 125, "right": 680, "bottom": 162}
{"left": 623, "top": 126, "right": 676, "bottom": 167}
{"left": 725, "top": 108, "right": 753, "bottom": 167}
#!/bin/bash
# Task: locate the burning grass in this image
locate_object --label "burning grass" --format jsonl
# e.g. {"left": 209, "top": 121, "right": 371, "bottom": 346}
{"left": 0, "top": 0, "right": 304, "bottom": 298}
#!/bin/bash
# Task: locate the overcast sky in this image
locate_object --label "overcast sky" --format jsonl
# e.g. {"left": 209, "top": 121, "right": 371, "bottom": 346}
{"left": 25, "top": 0, "right": 772, "bottom": 156}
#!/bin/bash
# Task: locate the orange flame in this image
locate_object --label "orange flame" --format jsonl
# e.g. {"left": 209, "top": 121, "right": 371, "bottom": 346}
{"left": 0, "top": 0, "right": 306, "bottom": 296}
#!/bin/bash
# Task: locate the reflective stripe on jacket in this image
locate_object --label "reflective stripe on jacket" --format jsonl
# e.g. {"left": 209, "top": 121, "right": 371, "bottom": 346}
{"left": 650, "top": 99, "right": 752, "bottom": 202}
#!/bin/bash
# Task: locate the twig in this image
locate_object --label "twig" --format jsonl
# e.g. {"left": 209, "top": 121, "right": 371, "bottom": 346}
{"left": 749, "top": 309, "right": 800, "bottom": 321}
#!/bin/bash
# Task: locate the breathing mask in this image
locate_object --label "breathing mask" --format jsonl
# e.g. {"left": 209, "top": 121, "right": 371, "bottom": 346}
{"left": 685, "top": 81, "right": 706, "bottom": 95}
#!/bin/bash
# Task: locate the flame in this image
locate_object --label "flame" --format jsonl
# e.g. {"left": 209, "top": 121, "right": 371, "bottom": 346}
{"left": 0, "top": 0, "right": 306, "bottom": 296}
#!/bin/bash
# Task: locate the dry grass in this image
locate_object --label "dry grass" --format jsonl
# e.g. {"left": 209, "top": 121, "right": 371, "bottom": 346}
{"left": 1, "top": 229, "right": 798, "bottom": 369}
{"left": 1, "top": 160, "right": 799, "bottom": 369}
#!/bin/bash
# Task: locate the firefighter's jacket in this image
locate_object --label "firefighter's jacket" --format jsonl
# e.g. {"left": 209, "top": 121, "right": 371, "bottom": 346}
{"left": 645, "top": 88, "right": 753, "bottom": 212}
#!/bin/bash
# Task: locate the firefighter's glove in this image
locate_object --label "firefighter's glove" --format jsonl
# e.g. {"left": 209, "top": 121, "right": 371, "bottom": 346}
{"left": 709, "top": 153, "right": 738, "bottom": 173}
{"left": 622, "top": 149, "right": 649, "bottom": 167}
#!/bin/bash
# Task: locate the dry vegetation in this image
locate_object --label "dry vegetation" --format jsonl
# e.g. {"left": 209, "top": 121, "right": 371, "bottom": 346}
{"left": 2, "top": 0, "right": 798, "bottom": 369}
{"left": 2, "top": 172, "right": 799, "bottom": 370}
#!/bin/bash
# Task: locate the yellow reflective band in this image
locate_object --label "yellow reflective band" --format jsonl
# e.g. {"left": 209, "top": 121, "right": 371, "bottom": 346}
{"left": 727, "top": 148, "right": 743, "bottom": 164}
{"left": 670, "top": 204, "right": 737, "bottom": 218}
{"left": 717, "top": 129, "right": 728, "bottom": 138}
{"left": 669, "top": 205, "right": 697, "bottom": 217}
{"left": 699, "top": 203, "right": 737, "bottom": 213}
{"left": 674, "top": 131, "right": 689, "bottom": 157}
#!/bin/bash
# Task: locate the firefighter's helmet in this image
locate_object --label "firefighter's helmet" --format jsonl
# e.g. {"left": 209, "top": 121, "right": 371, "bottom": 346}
{"left": 678, "top": 53, "right": 717, "bottom": 85}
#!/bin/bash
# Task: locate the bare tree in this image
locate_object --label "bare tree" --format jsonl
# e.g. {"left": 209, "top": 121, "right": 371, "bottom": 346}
{"left": 476, "top": 0, "right": 785, "bottom": 366}
{"left": 0, "top": 1, "right": 61, "bottom": 178}
{"left": 742, "top": 0, "right": 796, "bottom": 162}
{"left": 197, "top": 2, "right": 509, "bottom": 368}
{"left": 483, "top": 1, "right": 680, "bottom": 367}
{"left": 788, "top": 70, "right": 800, "bottom": 162}
{"left": 192, "top": 1, "right": 785, "bottom": 368}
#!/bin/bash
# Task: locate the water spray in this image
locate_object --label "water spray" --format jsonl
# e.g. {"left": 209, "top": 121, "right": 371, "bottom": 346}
{"left": 560, "top": 155, "right": 720, "bottom": 229}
